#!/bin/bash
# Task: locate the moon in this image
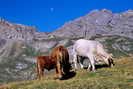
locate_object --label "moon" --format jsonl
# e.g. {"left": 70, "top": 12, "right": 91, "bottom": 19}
{"left": 50, "top": 8, "right": 54, "bottom": 12}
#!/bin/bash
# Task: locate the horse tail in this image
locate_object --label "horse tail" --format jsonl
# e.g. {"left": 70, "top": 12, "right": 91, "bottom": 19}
{"left": 62, "top": 47, "right": 71, "bottom": 73}
{"left": 58, "top": 46, "right": 71, "bottom": 74}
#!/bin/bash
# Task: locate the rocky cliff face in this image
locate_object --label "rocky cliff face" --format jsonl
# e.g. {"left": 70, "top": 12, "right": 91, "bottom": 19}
{"left": 50, "top": 9, "right": 133, "bottom": 39}
{"left": 0, "top": 18, "right": 36, "bottom": 41}
{"left": 0, "top": 9, "right": 133, "bottom": 84}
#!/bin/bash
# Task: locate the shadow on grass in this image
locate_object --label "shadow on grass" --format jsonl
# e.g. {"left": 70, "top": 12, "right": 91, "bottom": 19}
{"left": 83, "top": 64, "right": 110, "bottom": 70}
{"left": 95, "top": 64, "right": 109, "bottom": 69}
{"left": 60, "top": 71, "right": 76, "bottom": 80}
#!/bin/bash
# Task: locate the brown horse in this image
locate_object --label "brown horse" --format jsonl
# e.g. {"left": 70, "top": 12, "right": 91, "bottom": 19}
{"left": 36, "top": 56, "right": 56, "bottom": 79}
{"left": 36, "top": 45, "right": 71, "bottom": 79}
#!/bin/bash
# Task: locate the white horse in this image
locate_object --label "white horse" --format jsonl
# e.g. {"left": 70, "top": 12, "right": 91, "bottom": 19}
{"left": 72, "top": 39, "right": 114, "bottom": 71}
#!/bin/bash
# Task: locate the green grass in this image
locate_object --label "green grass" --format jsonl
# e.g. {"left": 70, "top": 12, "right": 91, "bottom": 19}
{"left": 1, "top": 57, "right": 133, "bottom": 89}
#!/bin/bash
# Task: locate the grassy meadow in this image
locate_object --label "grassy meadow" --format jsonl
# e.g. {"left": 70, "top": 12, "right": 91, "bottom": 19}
{"left": 0, "top": 57, "right": 133, "bottom": 89}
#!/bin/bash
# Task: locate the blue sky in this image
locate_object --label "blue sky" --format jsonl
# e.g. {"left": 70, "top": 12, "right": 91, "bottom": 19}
{"left": 0, "top": 0, "right": 132, "bottom": 32}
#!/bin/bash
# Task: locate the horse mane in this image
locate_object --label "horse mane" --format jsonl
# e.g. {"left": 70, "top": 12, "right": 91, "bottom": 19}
{"left": 51, "top": 45, "right": 71, "bottom": 73}
{"left": 51, "top": 46, "right": 65, "bottom": 62}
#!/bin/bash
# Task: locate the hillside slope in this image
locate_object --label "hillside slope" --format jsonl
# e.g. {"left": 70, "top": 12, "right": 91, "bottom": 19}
{"left": 1, "top": 57, "right": 133, "bottom": 89}
{"left": 0, "top": 9, "right": 133, "bottom": 84}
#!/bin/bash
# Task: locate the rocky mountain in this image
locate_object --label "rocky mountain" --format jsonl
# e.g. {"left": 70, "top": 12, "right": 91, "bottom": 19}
{"left": 0, "top": 18, "right": 36, "bottom": 41}
{"left": 0, "top": 9, "right": 133, "bottom": 85}
{"left": 50, "top": 9, "right": 133, "bottom": 39}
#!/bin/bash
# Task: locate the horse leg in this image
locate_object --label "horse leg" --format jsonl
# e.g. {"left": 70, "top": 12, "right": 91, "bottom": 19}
{"left": 37, "top": 68, "right": 41, "bottom": 80}
{"left": 87, "top": 54, "right": 95, "bottom": 71}
{"left": 56, "top": 61, "right": 63, "bottom": 78}
{"left": 38, "top": 69, "right": 42, "bottom": 80}
{"left": 37, "top": 63, "right": 42, "bottom": 80}
{"left": 79, "top": 62, "right": 84, "bottom": 69}
{"left": 78, "top": 56, "right": 84, "bottom": 69}
{"left": 55, "top": 66, "right": 59, "bottom": 78}
{"left": 40, "top": 68, "right": 44, "bottom": 80}
{"left": 36, "top": 63, "right": 39, "bottom": 79}
{"left": 73, "top": 54, "right": 78, "bottom": 70}
{"left": 87, "top": 60, "right": 91, "bottom": 70}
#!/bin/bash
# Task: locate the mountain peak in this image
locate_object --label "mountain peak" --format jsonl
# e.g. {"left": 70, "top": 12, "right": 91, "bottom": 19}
{"left": 51, "top": 9, "right": 133, "bottom": 39}
{"left": 0, "top": 18, "right": 37, "bottom": 41}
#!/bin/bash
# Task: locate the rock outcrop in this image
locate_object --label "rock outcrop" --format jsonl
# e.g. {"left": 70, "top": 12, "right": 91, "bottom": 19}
{"left": 50, "top": 9, "right": 133, "bottom": 39}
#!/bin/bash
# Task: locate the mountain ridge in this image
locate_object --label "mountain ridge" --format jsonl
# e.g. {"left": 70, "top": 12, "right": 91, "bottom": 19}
{"left": 0, "top": 9, "right": 133, "bottom": 85}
